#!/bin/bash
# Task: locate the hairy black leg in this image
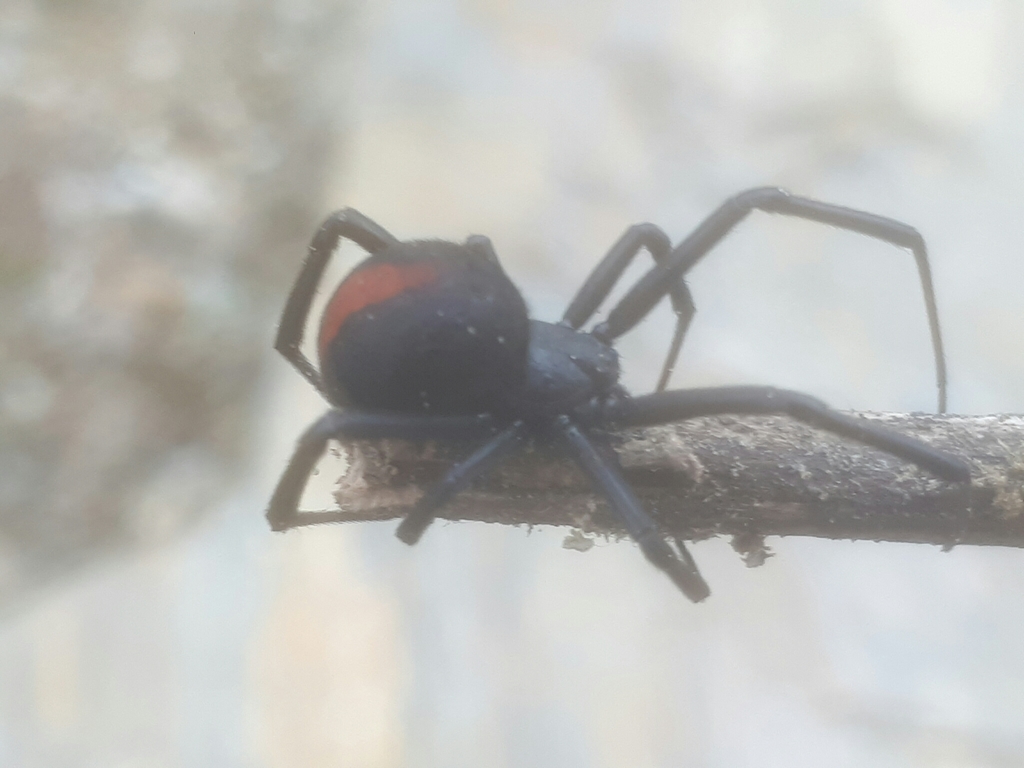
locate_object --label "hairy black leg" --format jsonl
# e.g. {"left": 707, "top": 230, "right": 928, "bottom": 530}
{"left": 613, "top": 386, "right": 970, "bottom": 483}
{"left": 275, "top": 209, "right": 399, "bottom": 395}
{"left": 555, "top": 416, "right": 711, "bottom": 602}
{"left": 594, "top": 188, "right": 949, "bottom": 412}
{"left": 395, "top": 421, "right": 530, "bottom": 545}
{"left": 268, "top": 410, "right": 498, "bottom": 532}
{"left": 561, "top": 223, "right": 697, "bottom": 392}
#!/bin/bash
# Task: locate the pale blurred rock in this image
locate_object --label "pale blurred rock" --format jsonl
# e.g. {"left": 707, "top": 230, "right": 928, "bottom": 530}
{"left": 0, "top": 0, "right": 355, "bottom": 604}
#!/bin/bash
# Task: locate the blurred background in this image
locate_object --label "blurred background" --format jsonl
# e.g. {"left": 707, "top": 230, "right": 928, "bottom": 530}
{"left": 1, "top": 0, "right": 1023, "bottom": 765}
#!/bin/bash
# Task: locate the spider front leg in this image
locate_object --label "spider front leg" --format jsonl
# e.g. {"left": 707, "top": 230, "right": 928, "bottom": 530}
{"left": 613, "top": 386, "right": 971, "bottom": 483}
{"left": 555, "top": 416, "right": 711, "bottom": 602}
{"left": 268, "top": 410, "right": 498, "bottom": 532}
{"left": 596, "top": 188, "right": 949, "bottom": 412}
{"left": 275, "top": 209, "right": 399, "bottom": 396}
{"left": 562, "top": 223, "right": 696, "bottom": 392}
{"left": 395, "top": 422, "right": 530, "bottom": 544}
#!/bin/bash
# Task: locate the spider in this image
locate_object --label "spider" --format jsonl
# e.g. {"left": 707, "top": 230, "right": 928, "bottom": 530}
{"left": 267, "top": 187, "right": 971, "bottom": 602}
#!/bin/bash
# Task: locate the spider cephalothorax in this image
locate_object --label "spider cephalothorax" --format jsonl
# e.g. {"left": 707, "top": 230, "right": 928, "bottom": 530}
{"left": 268, "top": 189, "right": 971, "bottom": 602}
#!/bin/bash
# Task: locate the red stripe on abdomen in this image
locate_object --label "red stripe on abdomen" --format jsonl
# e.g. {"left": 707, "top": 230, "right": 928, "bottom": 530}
{"left": 318, "top": 261, "right": 439, "bottom": 361}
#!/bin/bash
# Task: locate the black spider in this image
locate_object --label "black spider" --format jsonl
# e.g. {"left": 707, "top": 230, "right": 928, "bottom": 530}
{"left": 268, "top": 187, "right": 971, "bottom": 602}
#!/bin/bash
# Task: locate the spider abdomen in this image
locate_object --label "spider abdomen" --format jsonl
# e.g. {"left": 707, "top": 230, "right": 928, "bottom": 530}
{"left": 319, "top": 239, "right": 530, "bottom": 414}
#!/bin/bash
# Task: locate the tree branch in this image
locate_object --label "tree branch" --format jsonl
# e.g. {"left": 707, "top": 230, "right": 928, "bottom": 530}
{"left": 315, "top": 413, "right": 1024, "bottom": 551}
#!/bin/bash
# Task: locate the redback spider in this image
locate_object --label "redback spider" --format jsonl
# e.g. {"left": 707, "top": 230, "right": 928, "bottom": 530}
{"left": 268, "top": 187, "right": 971, "bottom": 601}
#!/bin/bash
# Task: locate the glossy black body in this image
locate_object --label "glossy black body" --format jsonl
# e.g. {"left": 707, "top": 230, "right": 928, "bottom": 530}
{"left": 269, "top": 195, "right": 971, "bottom": 602}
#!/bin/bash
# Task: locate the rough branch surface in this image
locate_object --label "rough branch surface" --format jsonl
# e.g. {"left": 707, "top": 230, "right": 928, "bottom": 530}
{"left": 314, "top": 413, "right": 1024, "bottom": 550}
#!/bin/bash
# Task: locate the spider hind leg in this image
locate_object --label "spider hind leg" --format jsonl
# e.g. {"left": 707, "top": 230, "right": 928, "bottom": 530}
{"left": 267, "top": 410, "right": 499, "bottom": 532}
{"left": 275, "top": 209, "right": 400, "bottom": 396}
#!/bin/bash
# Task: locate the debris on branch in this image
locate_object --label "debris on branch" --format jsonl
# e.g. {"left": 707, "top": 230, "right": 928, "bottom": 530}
{"left": 305, "top": 413, "right": 1024, "bottom": 550}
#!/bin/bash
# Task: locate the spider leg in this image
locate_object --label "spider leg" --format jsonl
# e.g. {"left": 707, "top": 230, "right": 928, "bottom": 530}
{"left": 594, "top": 188, "right": 949, "bottom": 412}
{"left": 654, "top": 286, "right": 695, "bottom": 393}
{"left": 561, "top": 223, "right": 696, "bottom": 392}
{"left": 563, "top": 224, "right": 672, "bottom": 327}
{"left": 275, "top": 209, "right": 399, "bottom": 396}
{"left": 555, "top": 416, "right": 711, "bottom": 602}
{"left": 395, "top": 421, "right": 529, "bottom": 545}
{"left": 613, "top": 386, "right": 971, "bottom": 483}
{"left": 268, "top": 409, "right": 498, "bottom": 532}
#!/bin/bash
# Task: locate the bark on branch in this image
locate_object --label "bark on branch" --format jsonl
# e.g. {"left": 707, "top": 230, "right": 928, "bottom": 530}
{"left": 317, "top": 412, "right": 1024, "bottom": 552}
